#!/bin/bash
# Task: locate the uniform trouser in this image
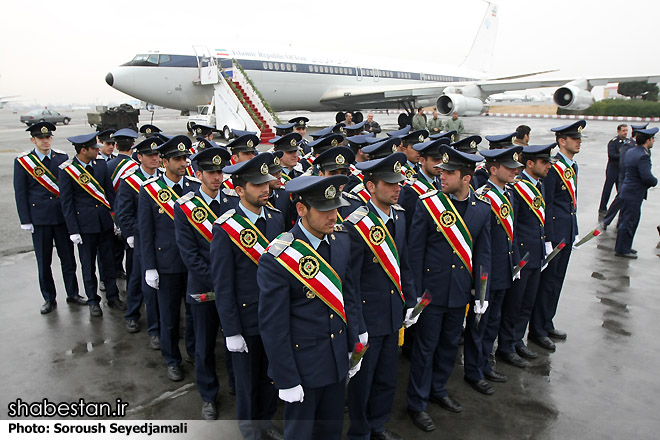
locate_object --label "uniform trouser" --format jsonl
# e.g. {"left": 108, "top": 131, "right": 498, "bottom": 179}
{"left": 464, "top": 288, "right": 506, "bottom": 380}
{"left": 284, "top": 379, "right": 346, "bottom": 440}
{"left": 97, "top": 233, "right": 125, "bottom": 280}
{"left": 78, "top": 230, "right": 119, "bottom": 305}
{"left": 124, "top": 249, "right": 160, "bottom": 336}
{"left": 158, "top": 272, "right": 188, "bottom": 367}
{"left": 615, "top": 197, "right": 644, "bottom": 254}
{"left": 406, "top": 305, "right": 464, "bottom": 412}
{"left": 603, "top": 195, "right": 623, "bottom": 227}
{"left": 530, "top": 246, "right": 572, "bottom": 338}
{"left": 32, "top": 224, "right": 79, "bottom": 302}
{"left": 347, "top": 332, "right": 399, "bottom": 440}
{"left": 191, "top": 301, "right": 220, "bottom": 404}
{"left": 498, "top": 268, "right": 541, "bottom": 354}
{"left": 599, "top": 164, "right": 619, "bottom": 212}
{"left": 232, "top": 335, "right": 278, "bottom": 440}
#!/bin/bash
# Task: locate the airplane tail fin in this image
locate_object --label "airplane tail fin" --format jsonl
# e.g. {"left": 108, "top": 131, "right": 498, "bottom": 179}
{"left": 460, "top": 1, "right": 499, "bottom": 74}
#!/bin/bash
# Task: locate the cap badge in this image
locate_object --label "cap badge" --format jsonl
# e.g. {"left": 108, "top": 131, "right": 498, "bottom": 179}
{"left": 470, "top": 141, "right": 476, "bottom": 149}
{"left": 577, "top": 125, "right": 583, "bottom": 134}
{"left": 239, "top": 229, "right": 257, "bottom": 248}
{"left": 442, "top": 152, "right": 450, "bottom": 164}
{"left": 80, "top": 173, "right": 91, "bottom": 185}
{"left": 212, "top": 155, "right": 222, "bottom": 166}
{"left": 273, "top": 156, "right": 281, "bottom": 166}
{"left": 34, "top": 166, "right": 45, "bottom": 177}
{"left": 451, "top": 134, "right": 455, "bottom": 142}
{"left": 299, "top": 255, "right": 320, "bottom": 279}
{"left": 157, "top": 189, "right": 172, "bottom": 203}
{"left": 392, "top": 145, "right": 397, "bottom": 153}
{"left": 440, "top": 210, "right": 457, "bottom": 228}
{"left": 150, "top": 142, "right": 157, "bottom": 149}
{"left": 533, "top": 196, "right": 543, "bottom": 209}
{"left": 325, "top": 185, "right": 337, "bottom": 199}
{"left": 260, "top": 163, "right": 269, "bottom": 175}
{"left": 511, "top": 136, "right": 516, "bottom": 144}
{"left": 512, "top": 152, "right": 519, "bottom": 162}
{"left": 40, "top": 126, "right": 49, "bottom": 134}
{"left": 336, "top": 154, "right": 345, "bottom": 165}
{"left": 500, "top": 204, "right": 510, "bottom": 218}
{"left": 330, "top": 139, "right": 338, "bottom": 147}
{"left": 418, "top": 135, "right": 424, "bottom": 142}
{"left": 177, "top": 143, "right": 186, "bottom": 152}
{"left": 369, "top": 225, "right": 386, "bottom": 246}
{"left": 290, "top": 138, "right": 297, "bottom": 147}
{"left": 191, "top": 206, "right": 208, "bottom": 224}
{"left": 145, "top": 128, "right": 152, "bottom": 134}
{"left": 247, "top": 139, "right": 254, "bottom": 148}
{"left": 393, "top": 161, "right": 402, "bottom": 173}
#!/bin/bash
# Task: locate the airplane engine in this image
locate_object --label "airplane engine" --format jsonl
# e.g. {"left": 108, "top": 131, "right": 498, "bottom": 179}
{"left": 436, "top": 94, "right": 486, "bottom": 116}
{"left": 553, "top": 84, "right": 594, "bottom": 110}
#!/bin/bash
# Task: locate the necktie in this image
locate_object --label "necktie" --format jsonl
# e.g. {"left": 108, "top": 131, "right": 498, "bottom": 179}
{"left": 209, "top": 200, "right": 221, "bottom": 217}
{"left": 42, "top": 156, "right": 50, "bottom": 168}
{"left": 172, "top": 184, "right": 182, "bottom": 197}
{"left": 86, "top": 164, "right": 95, "bottom": 178}
{"left": 385, "top": 219, "right": 395, "bottom": 239}
{"left": 317, "top": 240, "right": 331, "bottom": 263}
{"left": 255, "top": 217, "right": 266, "bottom": 233}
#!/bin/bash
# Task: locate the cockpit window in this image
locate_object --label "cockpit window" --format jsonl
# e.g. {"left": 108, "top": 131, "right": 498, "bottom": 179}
{"left": 147, "top": 54, "right": 159, "bottom": 64}
{"left": 159, "top": 54, "right": 171, "bottom": 64}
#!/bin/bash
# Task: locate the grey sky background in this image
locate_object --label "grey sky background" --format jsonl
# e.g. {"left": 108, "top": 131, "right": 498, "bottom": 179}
{"left": 1, "top": 0, "right": 658, "bottom": 106}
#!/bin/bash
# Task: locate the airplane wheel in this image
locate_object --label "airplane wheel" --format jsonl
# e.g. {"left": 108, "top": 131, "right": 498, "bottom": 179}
{"left": 335, "top": 112, "right": 346, "bottom": 124}
{"left": 186, "top": 121, "right": 195, "bottom": 134}
{"left": 398, "top": 113, "right": 412, "bottom": 129}
{"left": 353, "top": 112, "right": 363, "bottom": 123}
{"left": 223, "top": 126, "right": 231, "bottom": 140}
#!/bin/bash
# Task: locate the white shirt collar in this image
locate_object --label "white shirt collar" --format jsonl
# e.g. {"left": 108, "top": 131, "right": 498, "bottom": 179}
{"left": 557, "top": 151, "right": 574, "bottom": 167}
{"left": 34, "top": 149, "right": 52, "bottom": 161}
{"left": 369, "top": 200, "right": 393, "bottom": 224}
{"left": 521, "top": 170, "right": 539, "bottom": 186}
{"left": 487, "top": 179, "right": 505, "bottom": 194}
{"left": 239, "top": 201, "right": 266, "bottom": 225}
{"left": 298, "top": 220, "right": 329, "bottom": 250}
{"left": 199, "top": 188, "right": 222, "bottom": 205}
{"left": 162, "top": 174, "right": 183, "bottom": 189}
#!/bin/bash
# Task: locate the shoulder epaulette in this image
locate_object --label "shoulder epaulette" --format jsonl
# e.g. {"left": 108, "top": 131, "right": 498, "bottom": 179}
{"left": 267, "top": 232, "right": 294, "bottom": 257}
{"left": 345, "top": 205, "right": 369, "bottom": 224}
{"left": 392, "top": 203, "right": 405, "bottom": 211}
{"left": 143, "top": 176, "right": 160, "bottom": 185}
{"left": 185, "top": 175, "right": 201, "bottom": 184}
{"left": 475, "top": 186, "right": 490, "bottom": 195}
{"left": 52, "top": 148, "right": 66, "bottom": 155}
{"left": 475, "top": 193, "right": 490, "bottom": 204}
{"left": 176, "top": 191, "right": 195, "bottom": 204}
{"left": 611, "top": 136, "right": 618, "bottom": 141}
{"left": 302, "top": 168, "right": 314, "bottom": 177}
{"left": 58, "top": 159, "right": 72, "bottom": 170}
{"left": 419, "top": 190, "right": 438, "bottom": 199}
{"left": 214, "top": 209, "right": 235, "bottom": 225}
{"left": 122, "top": 167, "right": 138, "bottom": 178}
{"left": 350, "top": 183, "right": 366, "bottom": 194}
{"left": 333, "top": 223, "right": 346, "bottom": 232}
{"left": 265, "top": 204, "right": 282, "bottom": 213}
{"left": 17, "top": 150, "right": 31, "bottom": 158}
{"left": 342, "top": 191, "right": 361, "bottom": 201}
{"left": 222, "top": 187, "right": 238, "bottom": 197}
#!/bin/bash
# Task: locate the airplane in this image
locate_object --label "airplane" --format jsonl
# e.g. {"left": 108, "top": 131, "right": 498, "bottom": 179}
{"left": 105, "top": 2, "right": 660, "bottom": 128}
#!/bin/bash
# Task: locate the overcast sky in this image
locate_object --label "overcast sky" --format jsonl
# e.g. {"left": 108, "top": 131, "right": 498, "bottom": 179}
{"left": 2, "top": 0, "right": 659, "bottom": 106}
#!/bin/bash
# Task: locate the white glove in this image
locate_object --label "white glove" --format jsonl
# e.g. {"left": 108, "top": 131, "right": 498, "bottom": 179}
{"left": 279, "top": 385, "right": 304, "bottom": 403}
{"left": 113, "top": 224, "right": 121, "bottom": 236}
{"left": 359, "top": 332, "right": 369, "bottom": 345}
{"left": 513, "top": 271, "right": 521, "bottom": 281}
{"left": 404, "top": 308, "right": 419, "bottom": 328}
{"left": 69, "top": 234, "right": 83, "bottom": 245}
{"left": 126, "top": 236, "right": 135, "bottom": 248}
{"left": 145, "top": 269, "right": 159, "bottom": 289}
{"left": 226, "top": 334, "right": 249, "bottom": 353}
{"left": 348, "top": 353, "right": 363, "bottom": 379}
{"left": 545, "top": 242, "right": 553, "bottom": 256}
{"left": 474, "top": 300, "right": 489, "bottom": 314}
{"left": 573, "top": 235, "right": 580, "bottom": 250}
{"left": 21, "top": 224, "right": 34, "bottom": 233}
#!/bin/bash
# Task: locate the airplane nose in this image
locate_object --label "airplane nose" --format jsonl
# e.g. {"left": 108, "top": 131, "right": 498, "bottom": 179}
{"left": 105, "top": 72, "right": 114, "bottom": 87}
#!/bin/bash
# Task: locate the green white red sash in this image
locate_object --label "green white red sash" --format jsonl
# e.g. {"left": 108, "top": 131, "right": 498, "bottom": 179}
{"left": 217, "top": 211, "right": 269, "bottom": 264}
{"left": 272, "top": 238, "right": 346, "bottom": 323}
{"left": 350, "top": 164, "right": 364, "bottom": 183}
{"left": 480, "top": 187, "right": 514, "bottom": 241}
{"left": 111, "top": 157, "right": 138, "bottom": 191}
{"left": 123, "top": 169, "right": 149, "bottom": 194}
{"left": 420, "top": 191, "right": 473, "bottom": 276}
{"left": 222, "top": 175, "right": 235, "bottom": 190}
{"left": 17, "top": 153, "right": 60, "bottom": 197}
{"left": 186, "top": 147, "right": 197, "bottom": 176}
{"left": 513, "top": 179, "right": 545, "bottom": 225}
{"left": 62, "top": 161, "right": 111, "bottom": 209}
{"left": 408, "top": 178, "right": 436, "bottom": 197}
{"left": 350, "top": 183, "right": 371, "bottom": 203}
{"left": 143, "top": 179, "right": 179, "bottom": 220}
{"left": 178, "top": 196, "right": 218, "bottom": 242}
{"left": 402, "top": 163, "right": 416, "bottom": 179}
{"left": 553, "top": 158, "right": 577, "bottom": 208}
{"left": 352, "top": 210, "right": 404, "bottom": 302}
{"left": 280, "top": 172, "right": 292, "bottom": 187}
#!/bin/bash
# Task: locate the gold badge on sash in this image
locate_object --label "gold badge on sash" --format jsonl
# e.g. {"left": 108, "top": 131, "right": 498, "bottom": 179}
{"left": 564, "top": 168, "right": 574, "bottom": 180}
{"left": 191, "top": 207, "right": 208, "bottom": 224}
{"left": 80, "top": 174, "right": 91, "bottom": 184}
{"left": 533, "top": 196, "right": 543, "bottom": 209}
{"left": 239, "top": 229, "right": 257, "bottom": 248}
{"left": 299, "top": 255, "right": 320, "bottom": 279}
{"left": 500, "top": 204, "right": 510, "bottom": 218}
{"left": 369, "top": 225, "right": 386, "bottom": 246}
{"left": 405, "top": 169, "right": 414, "bottom": 178}
{"left": 34, "top": 166, "right": 45, "bottom": 177}
{"left": 440, "top": 210, "right": 457, "bottom": 228}
{"left": 157, "top": 189, "right": 171, "bottom": 203}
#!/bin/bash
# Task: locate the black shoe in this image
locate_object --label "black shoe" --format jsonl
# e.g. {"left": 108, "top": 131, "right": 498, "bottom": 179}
{"left": 547, "top": 328, "right": 567, "bottom": 340}
{"left": 125, "top": 319, "right": 140, "bottom": 333}
{"left": 657, "top": 225, "right": 660, "bottom": 237}
{"left": 407, "top": 408, "right": 435, "bottom": 432}
{"left": 496, "top": 351, "right": 529, "bottom": 368}
{"left": 107, "top": 298, "right": 127, "bottom": 310}
{"left": 167, "top": 365, "right": 183, "bottom": 381}
{"left": 529, "top": 335, "right": 556, "bottom": 351}
{"left": 201, "top": 401, "right": 217, "bottom": 420}
{"left": 371, "top": 429, "right": 403, "bottom": 440}
{"left": 484, "top": 370, "right": 507, "bottom": 383}
{"left": 116, "top": 270, "right": 127, "bottom": 280}
{"left": 464, "top": 377, "right": 494, "bottom": 395}
{"left": 66, "top": 295, "right": 87, "bottom": 305}
{"left": 99, "top": 281, "right": 106, "bottom": 292}
{"left": 630, "top": 249, "right": 638, "bottom": 254}
{"left": 149, "top": 335, "right": 161, "bottom": 350}
{"left": 262, "top": 426, "right": 284, "bottom": 440}
{"left": 429, "top": 395, "right": 462, "bottom": 413}
{"left": 40, "top": 301, "right": 56, "bottom": 314}
{"left": 516, "top": 345, "right": 539, "bottom": 359}
{"left": 615, "top": 252, "right": 638, "bottom": 259}
{"left": 89, "top": 304, "right": 103, "bottom": 317}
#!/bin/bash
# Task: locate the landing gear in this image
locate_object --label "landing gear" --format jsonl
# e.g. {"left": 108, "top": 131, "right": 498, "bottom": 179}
{"left": 222, "top": 125, "right": 231, "bottom": 140}
{"left": 353, "top": 111, "right": 363, "bottom": 123}
{"left": 335, "top": 110, "right": 364, "bottom": 124}
{"left": 335, "top": 112, "right": 345, "bottom": 124}
{"left": 398, "top": 113, "right": 412, "bottom": 129}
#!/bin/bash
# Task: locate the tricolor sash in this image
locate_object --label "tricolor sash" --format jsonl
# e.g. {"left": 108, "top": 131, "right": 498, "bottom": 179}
{"left": 216, "top": 210, "right": 269, "bottom": 264}
{"left": 178, "top": 195, "right": 218, "bottom": 242}
{"left": 350, "top": 183, "right": 371, "bottom": 203}
{"left": 553, "top": 159, "right": 577, "bottom": 208}
{"left": 271, "top": 238, "right": 346, "bottom": 323}
{"left": 111, "top": 157, "right": 139, "bottom": 191}
{"left": 17, "top": 153, "right": 60, "bottom": 197}
{"left": 420, "top": 191, "right": 473, "bottom": 276}
{"left": 143, "top": 179, "right": 179, "bottom": 220}
{"left": 280, "top": 172, "right": 292, "bottom": 186}
{"left": 186, "top": 147, "right": 197, "bottom": 176}
{"left": 222, "top": 175, "right": 235, "bottom": 190}
{"left": 408, "top": 178, "right": 436, "bottom": 197}
{"left": 513, "top": 179, "right": 545, "bottom": 225}
{"left": 62, "top": 161, "right": 111, "bottom": 209}
{"left": 480, "top": 187, "right": 514, "bottom": 241}
{"left": 123, "top": 169, "right": 149, "bottom": 194}
{"left": 349, "top": 164, "right": 364, "bottom": 183}
{"left": 402, "top": 163, "right": 416, "bottom": 179}
{"left": 350, "top": 209, "right": 404, "bottom": 303}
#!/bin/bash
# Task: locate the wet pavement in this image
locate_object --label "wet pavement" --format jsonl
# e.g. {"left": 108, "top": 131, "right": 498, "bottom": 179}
{"left": 1, "top": 108, "right": 659, "bottom": 439}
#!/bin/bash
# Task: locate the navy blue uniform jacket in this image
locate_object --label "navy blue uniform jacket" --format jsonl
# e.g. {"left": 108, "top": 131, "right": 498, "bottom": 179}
{"left": 511, "top": 175, "right": 546, "bottom": 269}
{"left": 620, "top": 145, "right": 658, "bottom": 201}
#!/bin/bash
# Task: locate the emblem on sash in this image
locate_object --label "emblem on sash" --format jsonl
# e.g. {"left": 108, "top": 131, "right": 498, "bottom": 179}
{"left": 34, "top": 166, "right": 45, "bottom": 177}
{"left": 191, "top": 207, "right": 208, "bottom": 224}
{"left": 405, "top": 169, "right": 414, "bottom": 178}
{"left": 533, "top": 196, "right": 543, "bottom": 209}
{"left": 564, "top": 168, "right": 574, "bottom": 180}
{"left": 239, "top": 229, "right": 258, "bottom": 248}
{"left": 440, "top": 210, "right": 457, "bottom": 227}
{"left": 299, "top": 255, "right": 320, "bottom": 279}
{"left": 500, "top": 204, "right": 510, "bottom": 218}
{"left": 80, "top": 174, "right": 91, "bottom": 184}
{"left": 157, "top": 189, "right": 171, "bottom": 203}
{"left": 369, "top": 225, "right": 386, "bottom": 246}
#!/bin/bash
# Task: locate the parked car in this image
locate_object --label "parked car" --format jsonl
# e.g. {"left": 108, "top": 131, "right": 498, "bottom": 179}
{"left": 20, "top": 109, "right": 71, "bottom": 126}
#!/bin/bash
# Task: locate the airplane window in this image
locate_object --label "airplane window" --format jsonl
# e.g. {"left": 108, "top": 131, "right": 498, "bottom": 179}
{"left": 275, "top": 63, "right": 280, "bottom": 70}
{"left": 348, "top": 68, "right": 353, "bottom": 75}
{"left": 333, "top": 67, "right": 338, "bottom": 73}
{"left": 313, "top": 65, "right": 318, "bottom": 73}
{"left": 286, "top": 64, "right": 291, "bottom": 71}
{"left": 292, "top": 64, "right": 297, "bottom": 71}
{"left": 132, "top": 54, "right": 149, "bottom": 62}
{"left": 263, "top": 62, "right": 268, "bottom": 69}
{"left": 147, "top": 54, "right": 159, "bottom": 64}
{"left": 158, "top": 54, "right": 171, "bottom": 64}
{"left": 268, "top": 62, "right": 273, "bottom": 69}
{"left": 323, "top": 66, "right": 328, "bottom": 73}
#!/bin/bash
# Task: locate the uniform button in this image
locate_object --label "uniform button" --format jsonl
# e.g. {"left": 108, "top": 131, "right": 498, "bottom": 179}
{"left": 460, "top": 265, "right": 464, "bottom": 269}
{"left": 49, "top": 197, "right": 53, "bottom": 200}
{"left": 295, "top": 344, "right": 299, "bottom": 348}
{"left": 95, "top": 204, "right": 98, "bottom": 207}
{"left": 426, "top": 268, "right": 430, "bottom": 272}
{"left": 76, "top": 211, "right": 80, "bottom": 215}
{"left": 32, "top": 204, "right": 36, "bottom": 207}
{"left": 339, "top": 329, "right": 343, "bottom": 334}
{"left": 242, "top": 303, "right": 246, "bottom": 307}
{"left": 391, "top": 289, "right": 394, "bottom": 295}
{"left": 158, "top": 247, "right": 162, "bottom": 251}
{"left": 330, "top": 334, "right": 334, "bottom": 339}
{"left": 452, "top": 264, "right": 456, "bottom": 268}
{"left": 330, "top": 313, "right": 334, "bottom": 319}
{"left": 362, "top": 300, "right": 365, "bottom": 304}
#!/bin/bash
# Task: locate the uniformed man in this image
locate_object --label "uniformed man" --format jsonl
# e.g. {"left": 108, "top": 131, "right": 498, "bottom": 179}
{"left": 464, "top": 146, "right": 523, "bottom": 394}
{"left": 345, "top": 152, "right": 417, "bottom": 440}
{"left": 614, "top": 127, "right": 658, "bottom": 258}
{"left": 116, "top": 137, "right": 162, "bottom": 346}
{"left": 412, "top": 108, "right": 426, "bottom": 131}
{"left": 312, "top": 146, "right": 364, "bottom": 222}
{"left": 212, "top": 152, "right": 285, "bottom": 439}
{"left": 272, "top": 132, "right": 303, "bottom": 182}
{"left": 289, "top": 117, "right": 310, "bottom": 155}
{"left": 398, "top": 129, "right": 429, "bottom": 178}
{"left": 309, "top": 123, "right": 343, "bottom": 141}
{"left": 598, "top": 124, "right": 628, "bottom": 218}
{"left": 514, "top": 125, "right": 531, "bottom": 147}
{"left": 529, "top": 120, "right": 585, "bottom": 351}
{"left": 472, "top": 132, "right": 518, "bottom": 188}
{"left": 14, "top": 122, "right": 82, "bottom": 314}
{"left": 362, "top": 137, "right": 401, "bottom": 161}
{"left": 139, "top": 135, "right": 198, "bottom": 381}
{"left": 429, "top": 130, "right": 457, "bottom": 141}
{"left": 139, "top": 124, "right": 162, "bottom": 138}
{"left": 345, "top": 134, "right": 375, "bottom": 192}
{"left": 173, "top": 145, "right": 232, "bottom": 420}
{"left": 96, "top": 129, "right": 117, "bottom": 161}
{"left": 301, "top": 133, "right": 344, "bottom": 174}
{"left": 343, "top": 121, "right": 367, "bottom": 141}
{"left": 192, "top": 123, "right": 216, "bottom": 142}
{"left": 59, "top": 132, "right": 125, "bottom": 317}
{"left": 223, "top": 134, "right": 260, "bottom": 190}
{"left": 406, "top": 145, "right": 491, "bottom": 432}
{"left": 274, "top": 122, "right": 295, "bottom": 137}
{"left": 268, "top": 150, "right": 297, "bottom": 230}
{"left": 257, "top": 175, "right": 362, "bottom": 440}
{"left": 497, "top": 144, "right": 553, "bottom": 368}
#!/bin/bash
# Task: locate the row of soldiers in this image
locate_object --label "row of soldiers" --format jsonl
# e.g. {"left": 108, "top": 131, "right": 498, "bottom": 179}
{"left": 14, "top": 116, "right": 630, "bottom": 440}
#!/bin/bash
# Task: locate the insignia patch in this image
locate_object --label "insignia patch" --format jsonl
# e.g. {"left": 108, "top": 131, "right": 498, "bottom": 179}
{"left": 577, "top": 125, "right": 583, "bottom": 134}
{"left": 331, "top": 139, "right": 338, "bottom": 147}
{"left": 177, "top": 143, "right": 186, "bottom": 152}
{"left": 191, "top": 206, "right": 208, "bottom": 224}
{"left": 157, "top": 188, "right": 171, "bottom": 203}
{"left": 79, "top": 173, "right": 91, "bottom": 185}
{"left": 325, "top": 185, "right": 337, "bottom": 199}
{"left": 391, "top": 145, "right": 397, "bottom": 153}
{"left": 239, "top": 229, "right": 257, "bottom": 248}
{"left": 533, "top": 196, "right": 543, "bottom": 209}
{"left": 146, "top": 128, "right": 152, "bottom": 134}
{"left": 405, "top": 169, "right": 414, "bottom": 178}
{"left": 260, "top": 163, "right": 269, "bottom": 175}
{"left": 299, "top": 255, "right": 320, "bottom": 279}
{"left": 336, "top": 154, "right": 345, "bottom": 165}
{"left": 290, "top": 138, "right": 297, "bottom": 147}
{"left": 34, "top": 166, "right": 45, "bottom": 177}
{"left": 196, "top": 128, "right": 202, "bottom": 134}
{"left": 564, "top": 168, "right": 574, "bottom": 180}
{"left": 500, "top": 204, "right": 510, "bottom": 218}
{"left": 442, "top": 152, "right": 450, "bottom": 164}
{"left": 247, "top": 139, "right": 254, "bottom": 148}
{"left": 274, "top": 156, "right": 280, "bottom": 166}
{"left": 393, "top": 161, "right": 402, "bottom": 173}
{"left": 212, "top": 155, "right": 221, "bottom": 165}
{"left": 369, "top": 225, "right": 386, "bottom": 246}
{"left": 440, "top": 210, "right": 457, "bottom": 228}
{"left": 418, "top": 134, "right": 424, "bottom": 142}
{"left": 512, "top": 152, "right": 519, "bottom": 162}
{"left": 150, "top": 142, "right": 157, "bottom": 149}
{"left": 40, "top": 126, "right": 49, "bottom": 134}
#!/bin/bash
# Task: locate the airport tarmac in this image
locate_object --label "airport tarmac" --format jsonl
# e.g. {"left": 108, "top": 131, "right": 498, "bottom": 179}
{"left": 1, "top": 108, "right": 659, "bottom": 439}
